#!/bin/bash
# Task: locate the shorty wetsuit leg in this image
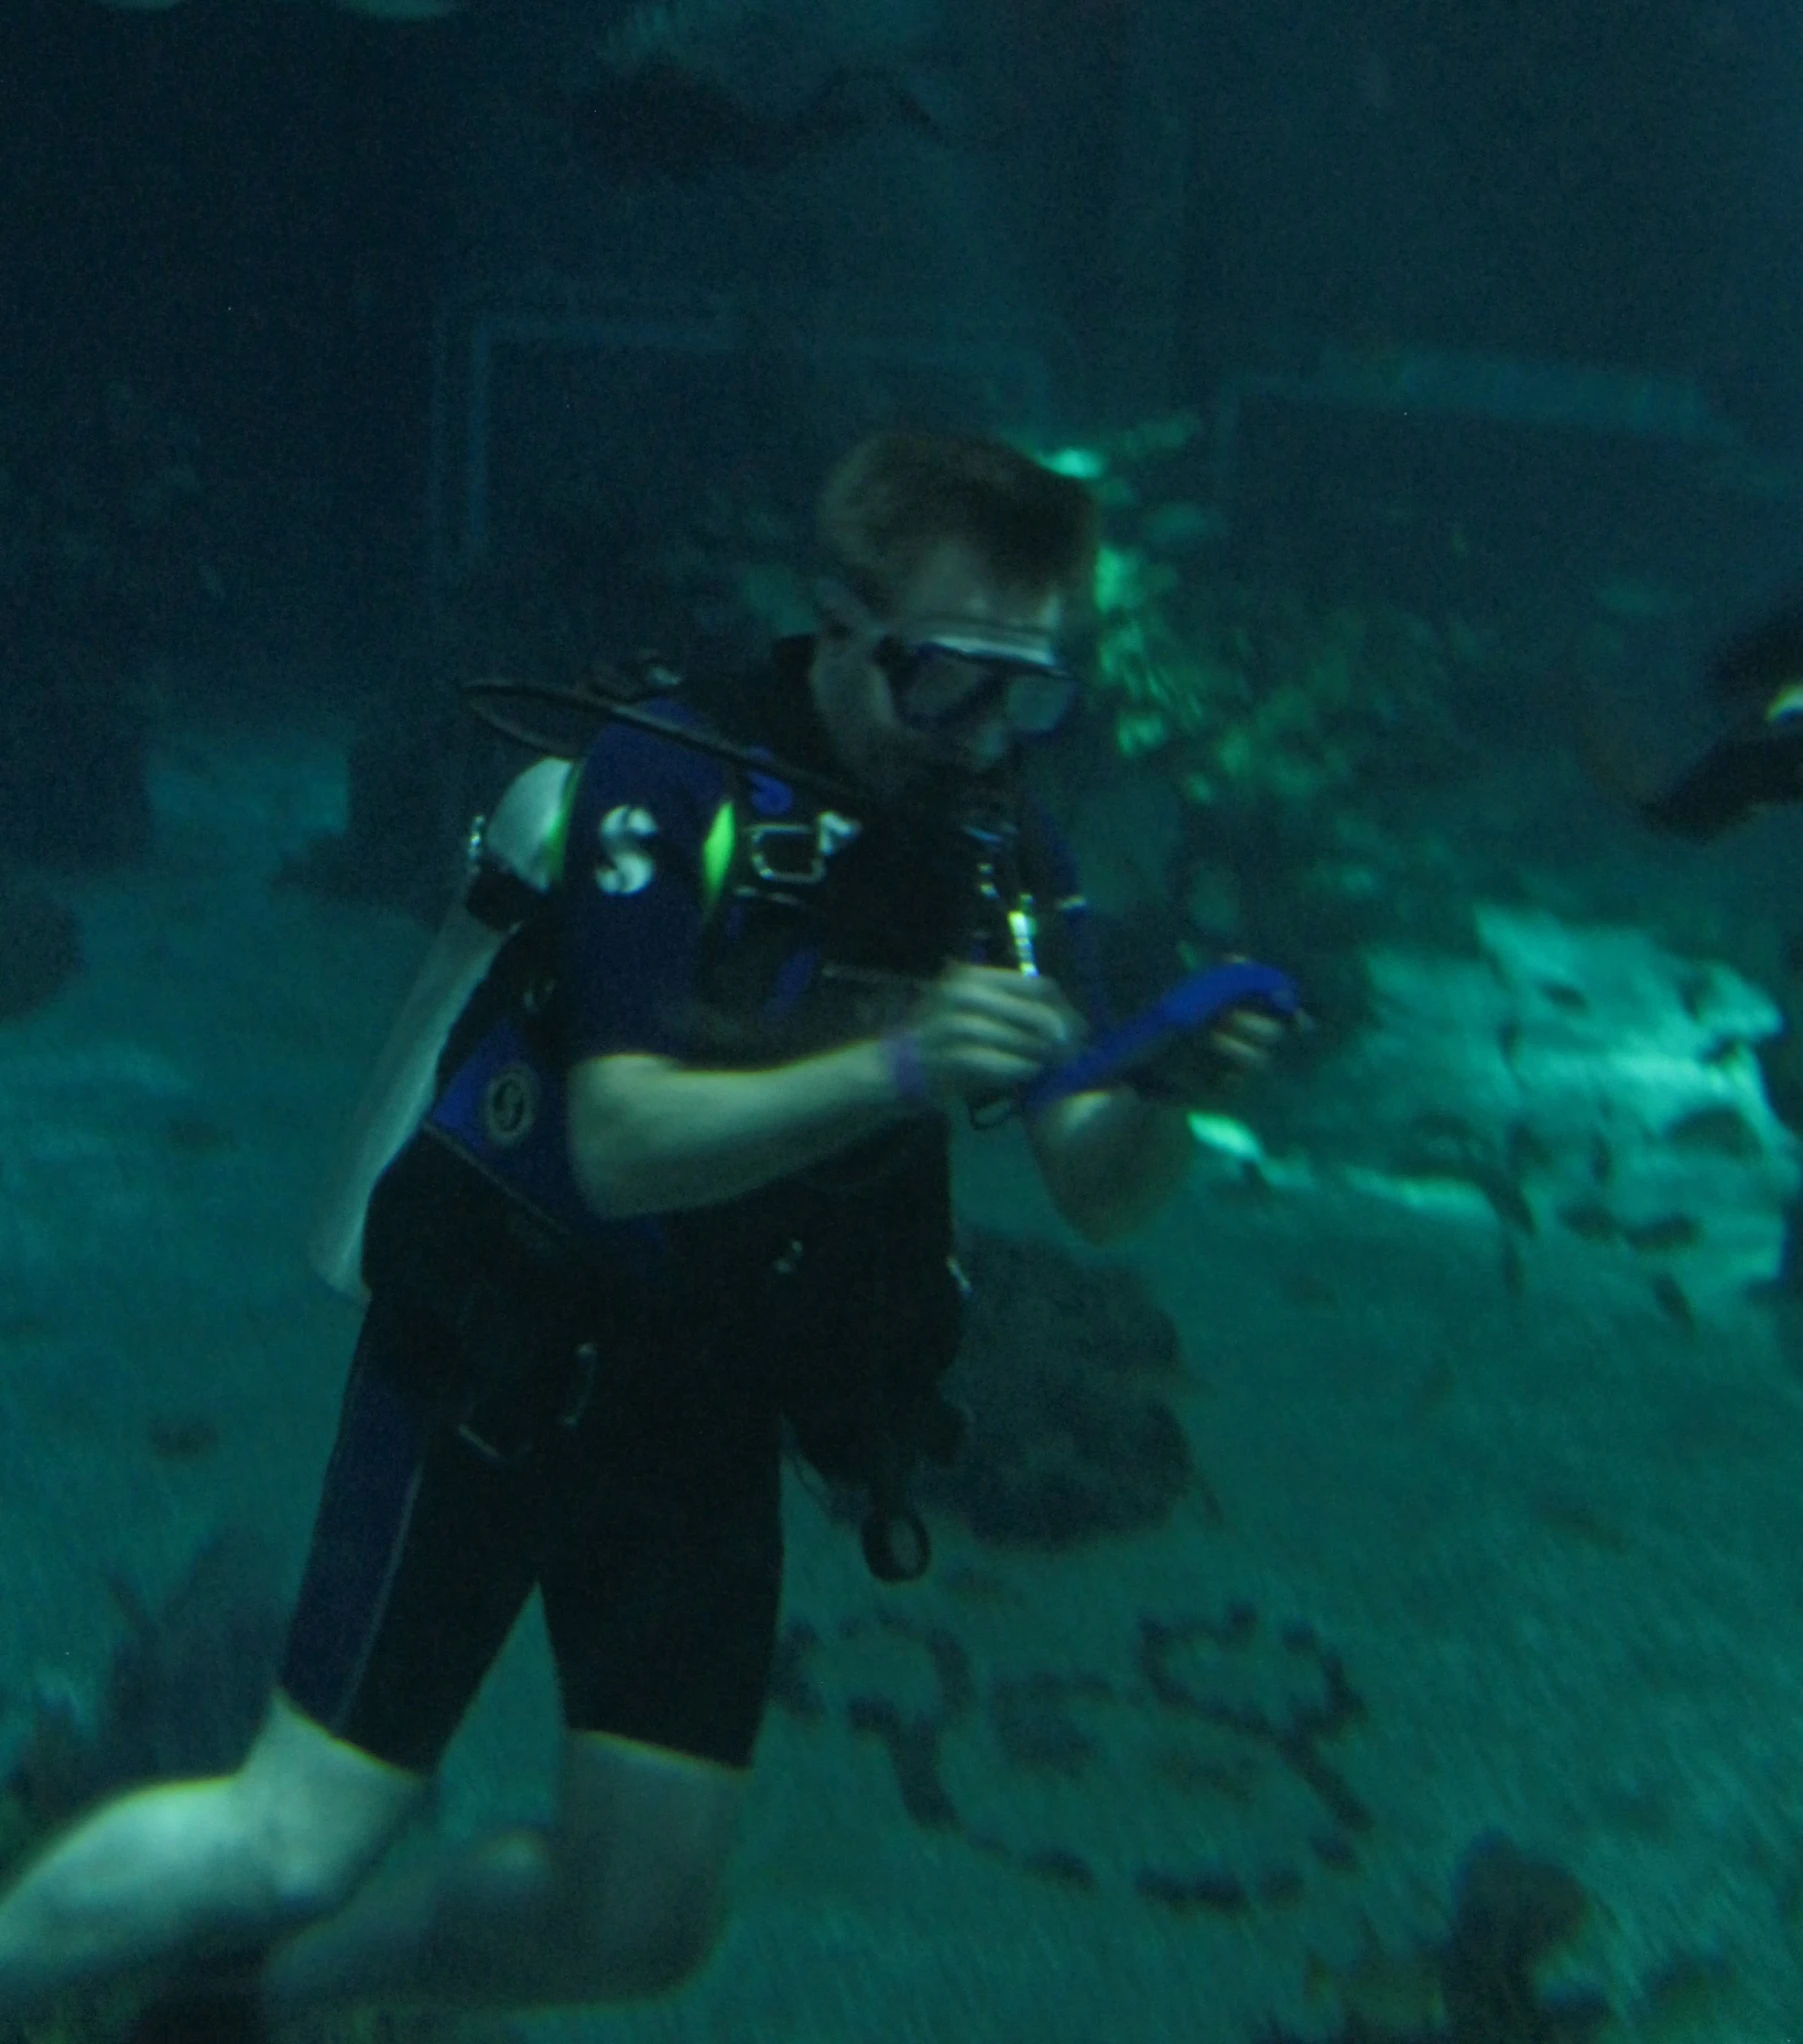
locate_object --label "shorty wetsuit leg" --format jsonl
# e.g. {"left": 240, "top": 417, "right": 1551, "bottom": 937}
{"left": 280, "top": 1288, "right": 785, "bottom": 1775}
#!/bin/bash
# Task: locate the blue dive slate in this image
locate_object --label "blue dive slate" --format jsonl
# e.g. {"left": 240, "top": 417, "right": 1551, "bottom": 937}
{"left": 1020, "top": 960, "right": 1299, "bottom": 1115}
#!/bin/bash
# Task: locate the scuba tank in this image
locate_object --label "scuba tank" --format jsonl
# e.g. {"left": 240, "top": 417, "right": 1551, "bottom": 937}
{"left": 307, "top": 755, "right": 576, "bottom": 1302}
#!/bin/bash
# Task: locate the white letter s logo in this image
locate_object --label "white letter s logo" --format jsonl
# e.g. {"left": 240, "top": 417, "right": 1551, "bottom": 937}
{"left": 596, "top": 805, "right": 659, "bottom": 896}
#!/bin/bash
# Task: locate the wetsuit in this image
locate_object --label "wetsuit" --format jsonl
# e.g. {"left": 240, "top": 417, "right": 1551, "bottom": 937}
{"left": 1643, "top": 597, "right": 1803, "bottom": 838}
{"left": 1642, "top": 696, "right": 1803, "bottom": 838}
{"left": 278, "top": 639, "right": 1094, "bottom": 1773}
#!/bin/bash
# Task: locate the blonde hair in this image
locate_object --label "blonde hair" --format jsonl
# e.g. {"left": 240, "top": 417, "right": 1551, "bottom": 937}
{"left": 818, "top": 431, "right": 1099, "bottom": 620}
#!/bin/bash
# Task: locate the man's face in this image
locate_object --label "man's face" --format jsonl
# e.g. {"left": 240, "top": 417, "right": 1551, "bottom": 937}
{"left": 810, "top": 540, "right": 1069, "bottom": 801}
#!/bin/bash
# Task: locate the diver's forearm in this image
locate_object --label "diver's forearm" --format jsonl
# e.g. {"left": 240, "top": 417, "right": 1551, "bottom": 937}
{"left": 1028, "top": 1087, "right": 1196, "bottom": 1244}
{"left": 567, "top": 1042, "right": 914, "bottom": 1217}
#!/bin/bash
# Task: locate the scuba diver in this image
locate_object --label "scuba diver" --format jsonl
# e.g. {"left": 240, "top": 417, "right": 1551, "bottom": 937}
{"left": 0, "top": 431, "right": 1290, "bottom": 2040}
{"left": 1641, "top": 595, "right": 1803, "bottom": 838}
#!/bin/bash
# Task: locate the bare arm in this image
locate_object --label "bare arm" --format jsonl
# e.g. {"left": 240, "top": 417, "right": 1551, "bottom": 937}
{"left": 1025, "top": 995, "right": 1290, "bottom": 1244}
{"left": 569, "top": 964, "right": 1278, "bottom": 1236}
{"left": 568, "top": 1041, "right": 909, "bottom": 1218}
{"left": 1026, "top": 1087, "right": 1197, "bottom": 1245}
{"left": 568, "top": 962, "right": 1080, "bottom": 1220}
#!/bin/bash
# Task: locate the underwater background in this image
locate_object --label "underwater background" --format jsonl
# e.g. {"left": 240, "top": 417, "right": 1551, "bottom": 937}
{"left": 7, "top": 0, "right": 1803, "bottom": 2037}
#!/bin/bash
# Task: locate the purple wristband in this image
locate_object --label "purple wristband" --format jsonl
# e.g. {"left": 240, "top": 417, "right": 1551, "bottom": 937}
{"left": 882, "top": 1029, "right": 933, "bottom": 1109}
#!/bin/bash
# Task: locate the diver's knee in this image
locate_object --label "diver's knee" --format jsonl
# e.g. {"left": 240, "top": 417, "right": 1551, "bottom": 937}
{"left": 256, "top": 1845, "right": 372, "bottom": 1929}
{"left": 253, "top": 1779, "right": 425, "bottom": 1924}
{"left": 231, "top": 1809, "right": 386, "bottom": 1928}
{"left": 226, "top": 1782, "right": 412, "bottom": 1921}
{"left": 225, "top": 1725, "right": 422, "bottom": 1925}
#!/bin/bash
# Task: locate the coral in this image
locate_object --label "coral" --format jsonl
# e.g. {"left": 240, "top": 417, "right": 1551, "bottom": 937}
{"left": 1033, "top": 419, "right": 1492, "bottom": 1037}
{"left": 1096, "top": 567, "right": 1468, "bottom": 821}
{"left": 919, "top": 1227, "right": 1194, "bottom": 1549}
{"left": 1263, "top": 1832, "right": 1608, "bottom": 2044}
{"left": 1042, "top": 417, "right": 1476, "bottom": 842}
{"left": 1441, "top": 1834, "right": 1598, "bottom": 2043}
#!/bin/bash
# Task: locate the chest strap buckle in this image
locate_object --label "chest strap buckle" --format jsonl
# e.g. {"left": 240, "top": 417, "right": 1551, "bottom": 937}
{"left": 746, "top": 810, "right": 862, "bottom": 887}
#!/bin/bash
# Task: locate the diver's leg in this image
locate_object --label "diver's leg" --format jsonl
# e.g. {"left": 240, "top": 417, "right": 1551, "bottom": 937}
{"left": 0, "top": 1691, "right": 424, "bottom": 2023}
{"left": 103, "top": 1275, "right": 538, "bottom": 2031}
{"left": 263, "top": 1373, "right": 784, "bottom": 2016}
{"left": 261, "top": 1736, "right": 747, "bottom": 2012}
{"left": 0, "top": 1277, "right": 461, "bottom": 2025}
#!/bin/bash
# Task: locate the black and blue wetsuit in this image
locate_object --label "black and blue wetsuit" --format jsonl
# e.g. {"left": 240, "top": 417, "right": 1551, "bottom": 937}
{"left": 279, "top": 638, "right": 1098, "bottom": 1774}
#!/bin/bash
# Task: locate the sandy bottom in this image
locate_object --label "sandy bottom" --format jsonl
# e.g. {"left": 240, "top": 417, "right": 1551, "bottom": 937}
{"left": 2, "top": 722, "right": 1801, "bottom": 2042}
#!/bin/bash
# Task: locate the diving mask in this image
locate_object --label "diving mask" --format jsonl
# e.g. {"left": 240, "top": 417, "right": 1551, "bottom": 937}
{"left": 876, "top": 635, "right": 1078, "bottom": 740}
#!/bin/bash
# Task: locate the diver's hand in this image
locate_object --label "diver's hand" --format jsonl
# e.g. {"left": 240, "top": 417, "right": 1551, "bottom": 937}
{"left": 894, "top": 963, "right": 1083, "bottom": 1106}
{"left": 1133, "top": 996, "right": 1300, "bottom": 1104}
{"left": 1206, "top": 1001, "right": 1293, "bottom": 1074}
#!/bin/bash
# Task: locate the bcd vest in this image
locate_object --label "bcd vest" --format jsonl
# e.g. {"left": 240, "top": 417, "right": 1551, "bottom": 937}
{"left": 397, "top": 742, "right": 1044, "bottom": 1577}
